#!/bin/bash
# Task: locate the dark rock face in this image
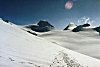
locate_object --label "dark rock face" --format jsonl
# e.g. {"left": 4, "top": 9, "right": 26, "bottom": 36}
{"left": 25, "top": 20, "right": 54, "bottom": 32}
{"left": 4, "top": 20, "right": 9, "bottom": 23}
{"left": 31, "top": 26, "right": 53, "bottom": 32}
{"left": 82, "top": 23, "right": 90, "bottom": 27}
{"left": 2, "top": 19, "right": 9, "bottom": 23}
{"left": 72, "top": 23, "right": 90, "bottom": 32}
{"left": 94, "top": 26, "right": 100, "bottom": 35}
{"left": 64, "top": 26, "right": 70, "bottom": 30}
{"left": 38, "top": 20, "right": 54, "bottom": 27}
{"left": 72, "top": 25, "right": 83, "bottom": 32}
{"left": 27, "top": 31, "right": 38, "bottom": 36}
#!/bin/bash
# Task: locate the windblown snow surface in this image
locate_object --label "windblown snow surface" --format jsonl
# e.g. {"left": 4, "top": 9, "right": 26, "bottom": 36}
{"left": 0, "top": 19, "right": 100, "bottom": 67}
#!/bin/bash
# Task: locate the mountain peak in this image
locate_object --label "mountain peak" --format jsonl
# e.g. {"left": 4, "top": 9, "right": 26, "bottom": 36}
{"left": 64, "top": 22, "right": 77, "bottom": 30}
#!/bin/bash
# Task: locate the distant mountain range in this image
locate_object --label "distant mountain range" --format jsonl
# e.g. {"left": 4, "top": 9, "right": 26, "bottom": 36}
{"left": 24, "top": 20, "right": 55, "bottom": 32}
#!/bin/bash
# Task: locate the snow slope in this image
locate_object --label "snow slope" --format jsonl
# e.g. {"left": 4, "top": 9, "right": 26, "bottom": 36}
{"left": 0, "top": 19, "right": 100, "bottom": 67}
{"left": 39, "top": 29, "right": 100, "bottom": 59}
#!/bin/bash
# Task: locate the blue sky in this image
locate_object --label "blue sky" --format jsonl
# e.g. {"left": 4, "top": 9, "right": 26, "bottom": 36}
{"left": 0, "top": 0, "right": 100, "bottom": 29}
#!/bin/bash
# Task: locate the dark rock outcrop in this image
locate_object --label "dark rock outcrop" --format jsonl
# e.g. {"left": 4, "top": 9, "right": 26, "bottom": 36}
{"left": 82, "top": 23, "right": 90, "bottom": 27}
{"left": 38, "top": 20, "right": 54, "bottom": 27}
{"left": 25, "top": 20, "right": 54, "bottom": 32}
{"left": 94, "top": 26, "right": 100, "bottom": 35}
{"left": 2, "top": 18, "right": 9, "bottom": 23}
{"left": 72, "top": 23, "right": 90, "bottom": 32}
{"left": 27, "top": 31, "right": 38, "bottom": 36}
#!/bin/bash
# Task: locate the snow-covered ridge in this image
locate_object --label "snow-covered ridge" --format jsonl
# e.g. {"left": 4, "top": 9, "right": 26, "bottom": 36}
{"left": 0, "top": 18, "right": 18, "bottom": 26}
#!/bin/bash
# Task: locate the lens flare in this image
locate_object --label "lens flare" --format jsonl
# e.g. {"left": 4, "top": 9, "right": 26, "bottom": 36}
{"left": 65, "top": 0, "right": 73, "bottom": 10}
